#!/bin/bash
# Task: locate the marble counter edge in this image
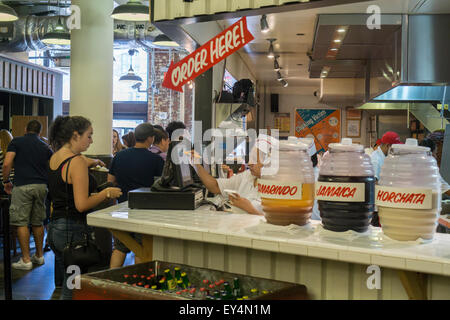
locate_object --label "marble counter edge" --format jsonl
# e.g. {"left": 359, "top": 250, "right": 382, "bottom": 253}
{"left": 86, "top": 209, "right": 450, "bottom": 277}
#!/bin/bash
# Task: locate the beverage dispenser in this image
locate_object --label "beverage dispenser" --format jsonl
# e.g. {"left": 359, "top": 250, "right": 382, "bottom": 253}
{"left": 316, "top": 138, "right": 375, "bottom": 232}
{"left": 376, "top": 138, "right": 441, "bottom": 241}
{"left": 258, "top": 140, "right": 315, "bottom": 226}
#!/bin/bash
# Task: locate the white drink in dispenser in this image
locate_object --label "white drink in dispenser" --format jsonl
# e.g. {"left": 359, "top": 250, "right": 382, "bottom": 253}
{"left": 376, "top": 138, "right": 441, "bottom": 241}
{"left": 258, "top": 140, "right": 315, "bottom": 226}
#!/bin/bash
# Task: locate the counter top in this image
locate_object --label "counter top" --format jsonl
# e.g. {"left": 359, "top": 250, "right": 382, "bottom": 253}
{"left": 87, "top": 203, "right": 450, "bottom": 277}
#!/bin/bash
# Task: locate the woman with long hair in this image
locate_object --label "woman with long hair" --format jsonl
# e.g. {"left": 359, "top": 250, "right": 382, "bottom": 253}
{"left": 122, "top": 131, "right": 136, "bottom": 148}
{"left": 47, "top": 116, "right": 122, "bottom": 300}
{"left": 112, "top": 129, "right": 125, "bottom": 156}
{"left": 0, "top": 129, "right": 14, "bottom": 192}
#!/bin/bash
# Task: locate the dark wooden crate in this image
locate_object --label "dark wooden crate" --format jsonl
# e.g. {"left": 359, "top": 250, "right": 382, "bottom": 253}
{"left": 73, "top": 260, "right": 308, "bottom": 300}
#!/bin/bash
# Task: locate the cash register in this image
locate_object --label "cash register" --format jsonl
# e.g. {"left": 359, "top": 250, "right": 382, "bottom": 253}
{"left": 128, "top": 141, "right": 204, "bottom": 210}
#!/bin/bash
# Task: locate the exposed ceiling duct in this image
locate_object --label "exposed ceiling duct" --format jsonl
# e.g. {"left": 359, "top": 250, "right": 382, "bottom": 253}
{"left": 0, "top": 15, "right": 159, "bottom": 52}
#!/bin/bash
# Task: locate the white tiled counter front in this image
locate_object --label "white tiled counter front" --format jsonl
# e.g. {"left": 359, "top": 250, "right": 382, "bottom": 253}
{"left": 87, "top": 202, "right": 450, "bottom": 300}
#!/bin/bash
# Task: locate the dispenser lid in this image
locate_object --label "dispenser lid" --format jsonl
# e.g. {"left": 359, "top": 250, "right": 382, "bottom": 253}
{"left": 328, "top": 138, "right": 364, "bottom": 152}
{"left": 392, "top": 138, "right": 429, "bottom": 152}
{"left": 298, "top": 138, "right": 317, "bottom": 156}
{"left": 279, "top": 140, "right": 309, "bottom": 151}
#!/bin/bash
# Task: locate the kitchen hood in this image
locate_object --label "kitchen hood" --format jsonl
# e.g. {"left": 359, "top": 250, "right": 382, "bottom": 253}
{"left": 311, "top": 14, "right": 450, "bottom": 106}
{"left": 370, "top": 15, "right": 449, "bottom": 104}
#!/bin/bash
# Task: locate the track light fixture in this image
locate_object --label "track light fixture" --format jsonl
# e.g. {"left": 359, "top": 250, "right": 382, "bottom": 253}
{"left": 267, "top": 38, "right": 276, "bottom": 59}
{"left": 276, "top": 71, "right": 283, "bottom": 81}
{"left": 274, "top": 56, "right": 280, "bottom": 71}
{"left": 260, "top": 14, "right": 269, "bottom": 33}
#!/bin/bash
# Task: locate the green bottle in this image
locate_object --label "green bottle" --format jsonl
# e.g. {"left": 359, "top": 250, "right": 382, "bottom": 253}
{"left": 232, "top": 278, "right": 242, "bottom": 298}
{"left": 174, "top": 267, "right": 182, "bottom": 281}
{"left": 164, "top": 269, "right": 177, "bottom": 290}
{"left": 223, "top": 282, "right": 233, "bottom": 296}
{"left": 181, "top": 272, "right": 191, "bottom": 289}
{"left": 213, "top": 290, "right": 221, "bottom": 300}
{"left": 177, "top": 279, "right": 184, "bottom": 290}
{"left": 159, "top": 278, "right": 168, "bottom": 291}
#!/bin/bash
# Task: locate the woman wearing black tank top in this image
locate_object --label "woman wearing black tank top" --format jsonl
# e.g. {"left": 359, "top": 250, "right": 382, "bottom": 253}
{"left": 47, "top": 116, "right": 122, "bottom": 300}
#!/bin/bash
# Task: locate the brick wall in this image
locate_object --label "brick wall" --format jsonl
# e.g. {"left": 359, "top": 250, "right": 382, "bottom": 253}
{"left": 148, "top": 49, "right": 194, "bottom": 133}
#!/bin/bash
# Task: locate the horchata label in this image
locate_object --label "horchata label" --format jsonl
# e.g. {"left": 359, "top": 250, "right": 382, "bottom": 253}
{"left": 315, "top": 182, "right": 366, "bottom": 202}
{"left": 375, "top": 185, "right": 433, "bottom": 209}
{"left": 257, "top": 179, "right": 303, "bottom": 200}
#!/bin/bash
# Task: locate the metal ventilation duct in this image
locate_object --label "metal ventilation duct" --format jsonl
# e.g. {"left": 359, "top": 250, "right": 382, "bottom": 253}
{"left": 0, "top": 16, "right": 159, "bottom": 52}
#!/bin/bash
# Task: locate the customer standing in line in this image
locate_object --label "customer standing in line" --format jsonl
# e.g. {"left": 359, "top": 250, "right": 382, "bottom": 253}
{"left": 112, "top": 129, "right": 125, "bottom": 156}
{"left": 3, "top": 120, "right": 53, "bottom": 270}
{"left": 0, "top": 129, "right": 14, "bottom": 193}
{"left": 122, "top": 131, "right": 136, "bottom": 148}
{"left": 149, "top": 126, "right": 170, "bottom": 161}
{"left": 47, "top": 116, "right": 122, "bottom": 300}
{"left": 108, "top": 123, "right": 164, "bottom": 268}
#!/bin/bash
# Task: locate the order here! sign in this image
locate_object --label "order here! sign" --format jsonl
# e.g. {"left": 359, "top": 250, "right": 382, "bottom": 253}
{"left": 162, "top": 17, "right": 254, "bottom": 92}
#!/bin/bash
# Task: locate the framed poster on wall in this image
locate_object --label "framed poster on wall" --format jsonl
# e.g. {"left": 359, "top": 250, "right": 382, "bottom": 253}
{"left": 346, "top": 119, "right": 361, "bottom": 137}
{"left": 295, "top": 108, "right": 341, "bottom": 154}
{"left": 346, "top": 108, "right": 361, "bottom": 120}
{"left": 273, "top": 113, "right": 290, "bottom": 133}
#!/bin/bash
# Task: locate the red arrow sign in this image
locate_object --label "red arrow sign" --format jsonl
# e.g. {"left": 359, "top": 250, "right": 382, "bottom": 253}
{"left": 162, "top": 17, "right": 254, "bottom": 92}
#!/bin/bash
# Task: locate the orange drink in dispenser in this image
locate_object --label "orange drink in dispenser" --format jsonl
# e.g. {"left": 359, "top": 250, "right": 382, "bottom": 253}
{"left": 258, "top": 140, "right": 315, "bottom": 226}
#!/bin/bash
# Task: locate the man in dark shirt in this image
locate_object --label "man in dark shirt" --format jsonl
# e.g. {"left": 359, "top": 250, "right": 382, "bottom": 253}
{"left": 107, "top": 122, "right": 164, "bottom": 268}
{"left": 2, "top": 120, "right": 53, "bottom": 270}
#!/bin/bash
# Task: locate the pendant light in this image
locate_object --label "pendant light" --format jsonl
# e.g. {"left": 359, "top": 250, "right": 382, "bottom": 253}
{"left": 42, "top": 16, "right": 70, "bottom": 46}
{"left": 120, "top": 49, "right": 143, "bottom": 85}
{"left": 153, "top": 34, "right": 179, "bottom": 47}
{"left": 0, "top": 1, "right": 18, "bottom": 22}
{"left": 42, "top": 1, "right": 70, "bottom": 46}
{"left": 111, "top": 0, "right": 149, "bottom": 22}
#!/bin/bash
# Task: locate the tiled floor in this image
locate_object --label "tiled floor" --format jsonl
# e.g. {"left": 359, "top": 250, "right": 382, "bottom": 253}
{"left": 0, "top": 232, "right": 134, "bottom": 300}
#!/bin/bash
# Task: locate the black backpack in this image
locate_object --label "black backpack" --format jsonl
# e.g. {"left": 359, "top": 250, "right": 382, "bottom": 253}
{"left": 232, "top": 79, "right": 255, "bottom": 105}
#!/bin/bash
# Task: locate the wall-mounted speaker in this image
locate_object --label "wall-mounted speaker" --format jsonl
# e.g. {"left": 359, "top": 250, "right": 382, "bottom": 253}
{"left": 270, "top": 93, "right": 279, "bottom": 113}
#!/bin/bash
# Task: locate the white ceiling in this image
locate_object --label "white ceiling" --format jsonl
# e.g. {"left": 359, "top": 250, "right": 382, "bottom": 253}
{"left": 210, "top": 0, "right": 450, "bottom": 88}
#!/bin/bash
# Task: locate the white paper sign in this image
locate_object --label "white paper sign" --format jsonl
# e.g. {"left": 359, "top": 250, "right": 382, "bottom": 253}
{"left": 375, "top": 185, "right": 433, "bottom": 209}
{"left": 315, "top": 182, "right": 366, "bottom": 202}
{"left": 257, "top": 179, "right": 303, "bottom": 200}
